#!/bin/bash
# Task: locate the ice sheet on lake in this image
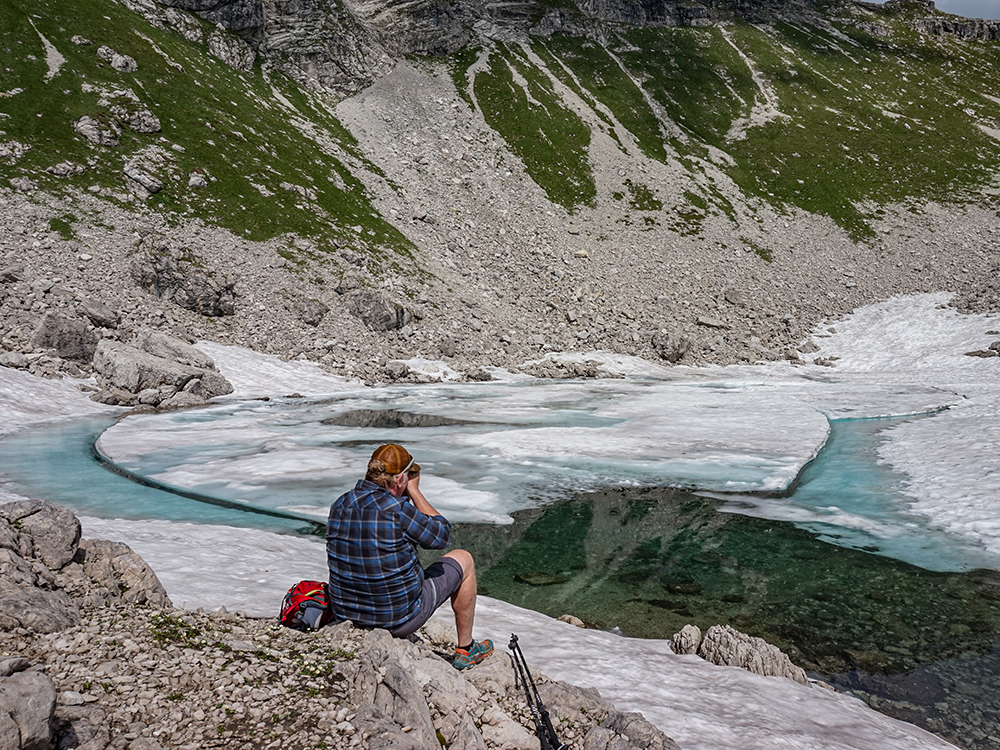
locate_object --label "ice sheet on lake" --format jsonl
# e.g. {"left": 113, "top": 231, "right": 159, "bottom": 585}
{"left": 806, "top": 294, "right": 1000, "bottom": 557}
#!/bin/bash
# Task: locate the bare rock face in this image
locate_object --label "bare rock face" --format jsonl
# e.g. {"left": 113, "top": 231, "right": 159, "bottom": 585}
{"left": 346, "top": 288, "right": 413, "bottom": 331}
{"left": 30, "top": 313, "right": 98, "bottom": 363}
{"left": 697, "top": 624, "right": 808, "bottom": 684}
{"left": 257, "top": 0, "right": 393, "bottom": 97}
{"left": 351, "top": 0, "right": 471, "bottom": 55}
{"left": 154, "top": 0, "right": 266, "bottom": 44}
{"left": 132, "top": 248, "right": 236, "bottom": 317}
{"left": 0, "top": 500, "right": 171, "bottom": 634}
{"left": 208, "top": 24, "right": 257, "bottom": 70}
{"left": 0, "top": 667, "right": 57, "bottom": 750}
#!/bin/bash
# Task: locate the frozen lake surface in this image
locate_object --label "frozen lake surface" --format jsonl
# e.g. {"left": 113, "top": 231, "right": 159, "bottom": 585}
{"left": 3, "top": 292, "right": 999, "bottom": 750}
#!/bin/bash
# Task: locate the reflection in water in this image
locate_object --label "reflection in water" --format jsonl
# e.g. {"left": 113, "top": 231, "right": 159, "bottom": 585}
{"left": 436, "top": 487, "right": 1000, "bottom": 750}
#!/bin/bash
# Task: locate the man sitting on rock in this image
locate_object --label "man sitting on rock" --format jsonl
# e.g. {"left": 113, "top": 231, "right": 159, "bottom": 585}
{"left": 326, "top": 443, "right": 493, "bottom": 670}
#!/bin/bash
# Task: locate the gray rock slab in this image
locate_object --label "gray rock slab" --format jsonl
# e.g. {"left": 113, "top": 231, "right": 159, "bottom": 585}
{"left": 30, "top": 313, "right": 98, "bottom": 363}
{"left": 131, "top": 328, "right": 215, "bottom": 369}
{"left": 0, "top": 670, "right": 56, "bottom": 750}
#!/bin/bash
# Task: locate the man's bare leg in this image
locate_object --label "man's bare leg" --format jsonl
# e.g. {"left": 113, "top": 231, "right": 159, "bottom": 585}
{"left": 443, "top": 549, "right": 476, "bottom": 647}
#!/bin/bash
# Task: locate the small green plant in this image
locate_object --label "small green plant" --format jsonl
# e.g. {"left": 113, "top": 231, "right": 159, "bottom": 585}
{"left": 48, "top": 215, "right": 76, "bottom": 240}
{"left": 149, "top": 612, "right": 204, "bottom": 648}
{"left": 741, "top": 237, "right": 773, "bottom": 263}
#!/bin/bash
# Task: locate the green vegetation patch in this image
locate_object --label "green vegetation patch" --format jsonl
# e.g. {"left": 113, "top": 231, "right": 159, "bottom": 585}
{"left": 470, "top": 42, "right": 596, "bottom": 211}
{"left": 540, "top": 34, "right": 666, "bottom": 162}
{"left": 0, "top": 0, "right": 413, "bottom": 261}
{"left": 618, "top": 26, "right": 753, "bottom": 151}
{"left": 624, "top": 178, "right": 661, "bottom": 211}
{"left": 720, "top": 20, "right": 1000, "bottom": 239}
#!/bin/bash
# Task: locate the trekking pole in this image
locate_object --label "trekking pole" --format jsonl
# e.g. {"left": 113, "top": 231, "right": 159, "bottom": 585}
{"left": 508, "top": 634, "right": 568, "bottom": 750}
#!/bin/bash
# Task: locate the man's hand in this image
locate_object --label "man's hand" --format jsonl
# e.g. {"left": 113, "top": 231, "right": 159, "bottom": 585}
{"left": 405, "top": 470, "right": 420, "bottom": 496}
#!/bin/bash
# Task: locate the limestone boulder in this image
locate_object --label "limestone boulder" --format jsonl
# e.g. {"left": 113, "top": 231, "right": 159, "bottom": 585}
{"left": 1, "top": 500, "right": 80, "bottom": 570}
{"left": 670, "top": 624, "right": 702, "bottom": 655}
{"left": 288, "top": 296, "right": 329, "bottom": 327}
{"left": 123, "top": 161, "right": 163, "bottom": 194}
{"left": 0, "top": 501, "right": 171, "bottom": 633}
{"left": 73, "top": 116, "right": 119, "bottom": 147}
{"left": 601, "top": 711, "right": 682, "bottom": 750}
{"left": 131, "top": 328, "right": 215, "bottom": 370}
{"left": 132, "top": 249, "right": 235, "bottom": 316}
{"left": 698, "top": 624, "right": 808, "bottom": 684}
{"left": 30, "top": 314, "right": 98, "bottom": 363}
{"left": 92, "top": 339, "right": 232, "bottom": 400}
{"left": 347, "top": 289, "right": 413, "bottom": 331}
{"left": 651, "top": 330, "right": 692, "bottom": 363}
{"left": 0, "top": 669, "right": 56, "bottom": 750}
{"left": 76, "top": 539, "right": 171, "bottom": 608}
{"left": 77, "top": 297, "right": 118, "bottom": 329}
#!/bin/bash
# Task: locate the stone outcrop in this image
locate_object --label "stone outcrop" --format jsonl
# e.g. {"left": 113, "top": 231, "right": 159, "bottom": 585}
{"left": 132, "top": 248, "right": 236, "bottom": 317}
{"left": 912, "top": 16, "right": 1000, "bottom": 40}
{"left": 344, "top": 288, "right": 414, "bottom": 331}
{"left": 91, "top": 331, "right": 233, "bottom": 407}
{"left": 29, "top": 313, "right": 98, "bottom": 363}
{"left": 697, "top": 624, "right": 808, "bottom": 684}
{"left": 0, "top": 501, "right": 170, "bottom": 750}
{"left": 154, "top": 0, "right": 266, "bottom": 44}
{"left": 0, "top": 499, "right": 171, "bottom": 634}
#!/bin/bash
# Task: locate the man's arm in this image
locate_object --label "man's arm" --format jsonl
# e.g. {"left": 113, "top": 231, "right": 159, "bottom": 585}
{"left": 399, "top": 472, "right": 451, "bottom": 549}
{"left": 405, "top": 473, "right": 442, "bottom": 518}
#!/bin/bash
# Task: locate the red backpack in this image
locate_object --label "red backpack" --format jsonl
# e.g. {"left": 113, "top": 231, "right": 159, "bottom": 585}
{"left": 279, "top": 580, "right": 335, "bottom": 631}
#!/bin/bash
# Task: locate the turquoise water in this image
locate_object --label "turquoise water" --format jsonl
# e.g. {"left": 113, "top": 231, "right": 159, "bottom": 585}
{"left": 0, "top": 417, "right": 319, "bottom": 535}
{"left": 714, "top": 416, "right": 999, "bottom": 572}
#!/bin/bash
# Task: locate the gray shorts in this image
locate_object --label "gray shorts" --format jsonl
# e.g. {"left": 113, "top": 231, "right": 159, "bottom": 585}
{"left": 390, "top": 556, "right": 464, "bottom": 637}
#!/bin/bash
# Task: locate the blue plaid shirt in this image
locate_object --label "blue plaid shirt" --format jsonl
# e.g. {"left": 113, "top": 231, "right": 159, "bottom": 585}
{"left": 325, "top": 479, "right": 451, "bottom": 629}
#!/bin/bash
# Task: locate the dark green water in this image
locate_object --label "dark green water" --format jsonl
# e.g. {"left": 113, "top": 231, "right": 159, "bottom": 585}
{"left": 428, "top": 488, "right": 1000, "bottom": 749}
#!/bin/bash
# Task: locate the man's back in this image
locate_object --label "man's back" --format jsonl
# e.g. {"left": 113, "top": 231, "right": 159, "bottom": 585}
{"left": 326, "top": 478, "right": 450, "bottom": 629}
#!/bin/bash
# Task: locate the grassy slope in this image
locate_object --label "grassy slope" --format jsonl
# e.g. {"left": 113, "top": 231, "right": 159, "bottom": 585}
{"left": 0, "top": 0, "right": 413, "bottom": 262}
{"left": 451, "top": 12, "right": 1000, "bottom": 239}
{"left": 3, "top": 0, "right": 998, "bottom": 249}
